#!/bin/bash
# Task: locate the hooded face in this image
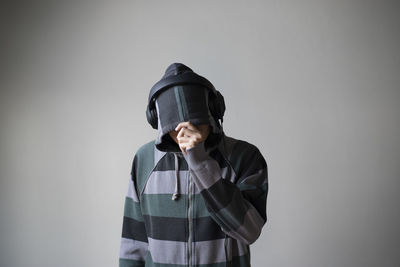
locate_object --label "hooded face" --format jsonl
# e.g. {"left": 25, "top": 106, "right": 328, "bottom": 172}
{"left": 154, "top": 84, "right": 223, "bottom": 153}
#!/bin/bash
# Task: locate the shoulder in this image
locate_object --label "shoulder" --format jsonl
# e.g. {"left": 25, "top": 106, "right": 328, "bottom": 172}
{"left": 131, "top": 139, "right": 157, "bottom": 196}
{"left": 223, "top": 134, "right": 264, "bottom": 160}
{"left": 222, "top": 135, "right": 267, "bottom": 177}
{"left": 135, "top": 139, "right": 155, "bottom": 157}
{"left": 131, "top": 139, "right": 156, "bottom": 175}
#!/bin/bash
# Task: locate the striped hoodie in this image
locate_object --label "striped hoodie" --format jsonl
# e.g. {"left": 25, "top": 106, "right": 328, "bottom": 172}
{"left": 119, "top": 91, "right": 268, "bottom": 267}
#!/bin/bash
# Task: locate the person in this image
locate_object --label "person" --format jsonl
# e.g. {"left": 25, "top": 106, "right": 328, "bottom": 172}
{"left": 119, "top": 62, "right": 268, "bottom": 267}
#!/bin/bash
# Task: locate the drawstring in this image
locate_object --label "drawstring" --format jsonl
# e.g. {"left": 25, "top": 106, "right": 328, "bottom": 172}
{"left": 172, "top": 153, "right": 180, "bottom": 200}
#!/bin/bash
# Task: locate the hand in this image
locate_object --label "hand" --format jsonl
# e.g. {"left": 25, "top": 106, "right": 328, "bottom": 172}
{"left": 175, "top": 121, "right": 210, "bottom": 154}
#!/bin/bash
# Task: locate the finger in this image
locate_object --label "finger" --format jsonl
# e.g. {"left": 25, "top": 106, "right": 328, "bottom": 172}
{"left": 178, "top": 133, "right": 202, "bottom": 146}
{"left": 177, "top": 127, "right": 186, "bottom": 139}
{"left": 177, "top": 126, "right": 197, "bottom": 138}
{"left": 175, "top": 121, "right": 198, "bottom": 132}
{"left": 177, "top": 135, "right": 191, "bottom": 143}
{"left": 177, "top": 132, "right": 197, "bottom": 146}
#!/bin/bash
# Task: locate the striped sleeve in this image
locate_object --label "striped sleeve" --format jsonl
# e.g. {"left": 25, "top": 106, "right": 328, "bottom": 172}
{"left": 183, "top": 140, "right": 268, "bottom": 245}
{"left": 119, "top": 154, "right": 148, "bottom": 267}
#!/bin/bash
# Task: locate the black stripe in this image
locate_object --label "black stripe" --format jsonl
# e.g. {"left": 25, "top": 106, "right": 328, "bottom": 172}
{"left": 209, "top": 148, "right": 229, "bottom": 169}
{"left": 154, "top": 153, "right": 189, "bottom": 171}
{"left": 194, "top": 216, "right": 226, "bottom": 241}
{"left": 142, "top": 214, "right": 225, "bottom": 242}
{"left": 200, "top": 178, "right": 237, "bottom": 211}
{"left": 241, "top": 187, "right": 266, "bottom": 203}
{"left": 130, "top": 153, "right": 137, "bottom": 176}
{"left": 122, "top": 216, "right": 148, "bottom": 243}
{"left": 229, "top": 140, "right": 267, "bottom": 182}
{"left": 143, "top": 214, "right": 186, "bottom": 241}
{"left": 249, "top": 188, "right": 268, "bottom": 222}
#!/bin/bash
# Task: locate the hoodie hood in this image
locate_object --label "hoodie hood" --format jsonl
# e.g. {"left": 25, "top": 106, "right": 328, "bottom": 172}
{"left": 153, "top": 63, "right": 224, "bottom": 154}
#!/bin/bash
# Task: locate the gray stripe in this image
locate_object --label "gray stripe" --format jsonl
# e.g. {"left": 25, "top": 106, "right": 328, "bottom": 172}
{"left": 155, "top": 101, "right": 166, "bottom": 149}
{"left": 223, "top": 205, "right": 265, "bottom": 245}
{"left": 221, "top": 165, "right": 234, "bottom": 182}
{"left": 154, "top": 145, "right": 167, "bottom": 165}
{"left": 193, "top": 238, "right": 227, "bottom": 264}
{"left": 233, "top": 238, "right": 249, "bottom": 256}
{"left": 215, "top": 190, "right": 250, "bottom": 230}
{"left": 143, "top": 170, "right": 194, "bottom": 194}
{"left": 136, "top": 140, "right": 156, "bottom": 199}
{"left": 119, "top": 237, "right": 148, "bottom": 260}
{"left": 148, "top": 237, "right": 227, "bottom": 264}
{"left": 189, "top": 159, "right": 222, "bottom": 191}
{"left": 174, "top": 86, "right": 185, "bottom": 121}
{"left": 148, "top": 237, "right": 185, "bottom": 264}
{"left": 143, "top": 166, "right": 230, "bottom": 195}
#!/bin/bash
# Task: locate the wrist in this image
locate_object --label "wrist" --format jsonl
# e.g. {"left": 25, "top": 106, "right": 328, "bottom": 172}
{"left": 183, "top": 140, "right": 210, "bottom": 170}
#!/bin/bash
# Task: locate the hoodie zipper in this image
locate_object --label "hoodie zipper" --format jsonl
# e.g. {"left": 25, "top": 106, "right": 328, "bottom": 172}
{"left": 187, "top": 171, "right": 193, "bottom": 267}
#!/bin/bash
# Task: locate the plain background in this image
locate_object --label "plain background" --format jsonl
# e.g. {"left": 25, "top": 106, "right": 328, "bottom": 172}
{"left": 1, "top": 1, "right": 399, "bottom": 266}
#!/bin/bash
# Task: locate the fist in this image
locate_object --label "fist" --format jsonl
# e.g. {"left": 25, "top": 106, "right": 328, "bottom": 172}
{"left": 169, "top": 121, "right": 210, "bottom": 154}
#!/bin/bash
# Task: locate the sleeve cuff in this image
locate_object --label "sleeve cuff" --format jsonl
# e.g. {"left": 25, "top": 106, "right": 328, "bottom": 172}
{"left": 183, "top": 140, "right": 223, "bottom": 191}
{"left": 183, "top": 140, "right": 211, "bottom": 170}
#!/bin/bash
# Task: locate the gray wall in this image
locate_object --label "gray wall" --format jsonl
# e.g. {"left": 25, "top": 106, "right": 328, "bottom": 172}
{"left": 1, "top": 1, "right": 399, "bottom": 266}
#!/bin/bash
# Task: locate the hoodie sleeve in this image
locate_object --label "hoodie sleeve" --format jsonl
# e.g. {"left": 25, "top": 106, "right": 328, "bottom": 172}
{"left": 119, "top": 154, "right": 148, "bottom": 267}
{"left": 183, "top": 140, "right": 268, "bottom": 245}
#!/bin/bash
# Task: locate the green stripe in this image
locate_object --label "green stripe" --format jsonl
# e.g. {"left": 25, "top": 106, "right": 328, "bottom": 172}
{"left": 135, "top": 140, "right": 155, "bottom": 196}
{"left": 237, "top": 182, "right": 267, "bottom": 192}
{"left": 261, "top": 182, "right": 268, "bottom": 193}
{"left": 229, "top": 142, "right": 251, "bottom": 176}
{"left": 237, "top": 183, "right": 258, "bottom": 191}
{"left": 174, "top": 87, "right": 185, "bottom": 121}
{"left": 193, "top": 193, "right": 212, "bottom": 217}
{"left": 124, "top": 196, "right": 144, "bottom": 222}
{"left": 177, "top": 86, "right": 189, "bottom": 121}
{"left": 119, "top": 258, "right": 145, "bottom": 267}
{"left": 141, "top": 194, "right": 211, "bottom": 218}
{"left": 237, "top": 182, "right": 268, "bottom": 198}
{"left": 142, "top": 194, "right": 187, "bottom": 218}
